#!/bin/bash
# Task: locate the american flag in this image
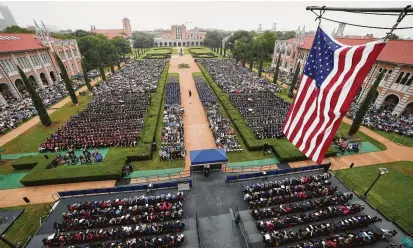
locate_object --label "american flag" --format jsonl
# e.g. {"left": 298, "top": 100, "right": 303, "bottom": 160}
{"left": 283, "top": 26, "right": 386, "bottom": 164}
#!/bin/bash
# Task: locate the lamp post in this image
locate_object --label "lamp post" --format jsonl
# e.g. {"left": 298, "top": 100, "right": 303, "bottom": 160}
{"left": 362, "top": 168, "right": 388, "bottom": 199}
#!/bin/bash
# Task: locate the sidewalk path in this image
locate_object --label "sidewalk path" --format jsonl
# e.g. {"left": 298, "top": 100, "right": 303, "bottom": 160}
{"left": 0, "top": 180, "right": 116, "bottom": 207}
{"left": 168, "top": 54, "right": 217, "bottom": 171}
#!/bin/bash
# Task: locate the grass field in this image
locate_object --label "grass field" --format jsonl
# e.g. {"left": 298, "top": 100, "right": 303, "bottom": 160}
{"left": 147, "top": 48, "right": 173, "bottom": 55}
{"left": 374, "top": 130, "right": 413, "bottom": 147}
{"left": 1, "top": 203, "right": 52, "bottom": 247}
{"left": 1, "top": 95, "right": 91, "bottom": 154}
{"left": 172, "top": 48, "right": 179, "bottom": 55}
{"left": 335, "top": 161, "right": 413, "bottom": 235}
{"left": 131, "top": 73, "right": 184, "bottom": 171}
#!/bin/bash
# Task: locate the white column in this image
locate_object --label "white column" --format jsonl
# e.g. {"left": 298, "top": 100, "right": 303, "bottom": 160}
{"left": 393, "top": 85, "right": 413, "bottom": 115}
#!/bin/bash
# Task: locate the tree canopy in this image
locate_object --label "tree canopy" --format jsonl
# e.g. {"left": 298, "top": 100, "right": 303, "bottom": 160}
{"left": 203, "top": 30, "right": 230, "bottom": 48}
{"left": 132, "top": 31, "right": 154, "bottom": 48}
{"left": 2, "top": 25, "right": 35, "bottom": 34}
{"left": 77, "top": 34, "right": 130, "bottom": 70}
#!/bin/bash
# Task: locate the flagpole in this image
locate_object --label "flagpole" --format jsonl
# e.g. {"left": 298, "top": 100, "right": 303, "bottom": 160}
{"left": 306, "top": 6, "right": 412, "bottom": 13}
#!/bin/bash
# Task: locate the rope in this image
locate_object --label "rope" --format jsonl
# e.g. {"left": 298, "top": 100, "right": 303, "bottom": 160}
{"left": 310, "top": 6, "right": 413, "bottom": 30}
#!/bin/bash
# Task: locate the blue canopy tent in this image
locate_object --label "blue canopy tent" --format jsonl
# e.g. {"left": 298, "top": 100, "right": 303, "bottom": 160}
{"left": 190, "top": 148, "right": 228, "bottom": 172}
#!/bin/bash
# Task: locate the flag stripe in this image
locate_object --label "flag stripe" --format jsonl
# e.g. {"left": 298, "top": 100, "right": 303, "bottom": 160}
{"left": 298, "top": 47, "right": 349, "bottom": 153}
{"left": 283, "top": 75, "right": 312, "bottom": 135}
{"left": 313, "top": 43, "right": 386, "bottom": 163}
{"left": 308, "top": 46, "right": 366, "bottom": 162}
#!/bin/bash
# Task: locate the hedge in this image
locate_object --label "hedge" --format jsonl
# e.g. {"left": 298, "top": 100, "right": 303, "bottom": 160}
{"left": 198, "top": 63, "right": 338, "bottom": 162}
{"left": 11, "top": 155, "right": 54, "bottom": 170}
{"left": 135, "top": 63, "right": 169, "bottom": 159}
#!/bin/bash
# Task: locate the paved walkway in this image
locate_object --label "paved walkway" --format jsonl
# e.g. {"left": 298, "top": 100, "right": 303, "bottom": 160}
{"left": 0, "top": 180, "right": 116, "bottom": 207}
{"left": 168, "top": 53, "right": 217, "bottom": 171}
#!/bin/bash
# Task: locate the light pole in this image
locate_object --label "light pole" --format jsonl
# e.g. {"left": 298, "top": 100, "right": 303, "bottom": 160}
{"left": 362, "top": 168, "right": 388, "bottom": 199}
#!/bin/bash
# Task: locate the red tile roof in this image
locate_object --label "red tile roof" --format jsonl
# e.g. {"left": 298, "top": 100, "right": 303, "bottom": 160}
{"left": 90, "top": 29, "right": 127, "bottom": 39}
{"left": 0, "top": 33, "right": 48, "bottom": 53}
{"left": 298, "top": 36, "right": 413, "bottom": 65}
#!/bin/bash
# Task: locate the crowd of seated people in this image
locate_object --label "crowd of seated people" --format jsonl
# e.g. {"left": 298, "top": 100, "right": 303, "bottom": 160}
{"left": 237, "top": 172, "right": 398, "bottom": 248}
{"left": 199, "top": 59, "right": 288, "bottom": 139}
{"left": 44, "top": 192, "right": 185, "bottom": 247}
{"left": 284, "top": 229, "right": 397, "bottom": 248}
{"left": 39, "top": 60, "right": 166, "bottom": 152}
{"left": 159, "top": 77, "right": 185, "bottom": 161}
{"left": 333, "top": 136, "right": 361, "bottom": 154}
{"left": 54, "top": 148, "right": 103, "bottom": 165}
{"left": 347, "top": 101, "right": 413, "bottom": 137}
{"left": 59, "top": 234, "right": 185, "bottom": 248}
{"left": 194, "top": 75, "right": 242, "bottom": 152}
{"left": 45, "top": 221, "right": 185, "bottom": 247}
{"left": 264, "top": 215, "right": 382, "bottom": 246}
{"left": 0, "top": 83, "right": 75, "bottom": 135}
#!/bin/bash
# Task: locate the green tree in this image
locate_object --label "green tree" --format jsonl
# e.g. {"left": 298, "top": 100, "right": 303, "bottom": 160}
{"left": 289, "top": 61, "right": 301, "bottom": 97}
{"left": 81, "top": 59, "right": 92, "bottom": 92}
{"left": 132, "top": 32, "right": 154, "bottom": 48}
{"left": 227, "top": 30, "right": 254, "bottom": 50}
{"left": 100, "top": 66, "right": 106, "bottom": 81}
{"left": 17, "top": 67, "right": 51, "bottom": 126}
{"left": 273, "top": 52, "right": 281, "bottom": 84}
{"left": 111, "top": 36, "right": 132, "bottom": 55}
{"left": 55, "top": 54, "right": 78, "bottom": 104}
{"left": 348, "top": 71, "right": 384, "bottom": 136}
{"left": 3, "top": 25, "right": 35, "bottom": 34}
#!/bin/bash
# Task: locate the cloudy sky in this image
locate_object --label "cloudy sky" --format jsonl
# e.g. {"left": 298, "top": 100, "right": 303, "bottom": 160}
{"left": 3, "top": 1, "right": 413, "bottom": 38}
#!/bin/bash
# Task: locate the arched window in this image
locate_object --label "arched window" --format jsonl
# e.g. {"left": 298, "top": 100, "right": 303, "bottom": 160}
{"left": 400, "top": 72, "right": 411, "bottom": 85}
{"left": 406, "top": 74, "right": 413, "bottom": 86}
{"left": 395, "top": 72, "right": 404, "bottom": 84}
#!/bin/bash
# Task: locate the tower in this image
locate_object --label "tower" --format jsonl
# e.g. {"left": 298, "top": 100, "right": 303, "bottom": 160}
{"left": 0, "top": 4, "right": 17, "bottom": 31}
{"left": 272, "top": 23, "right": 277, "bottom": 32}
{"left": 122, "top": 17, "right": 132, "bottom": 36}
{"left": 336, "top": 23, "right": 346, "bottom": 37}
{"left": 257, "top": 24, "right": 262, "bottom": 33}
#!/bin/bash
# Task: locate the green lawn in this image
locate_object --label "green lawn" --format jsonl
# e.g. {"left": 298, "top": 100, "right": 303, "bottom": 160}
{"left": 131, "top": 73, "right": 184, "bottom": 171}
{"left": 2, "top": 95, "right": 91, "bottom": 154}
{"left": 147, "top": 48, "right": 173, "bottom": 55}
{"left": 374, "top": 130, "right": 413, "bottom": 147}
{"left": 335, "top": 161, "right": 413, "bottom": 235}
{"left": 1, "top": 203, "right": 52, "bottom": 248}
{"left": 172, "top": 48, "right": 178, "bottom": 55}
{"left": 337, "top": 122, "right": 387, "bottom": 150}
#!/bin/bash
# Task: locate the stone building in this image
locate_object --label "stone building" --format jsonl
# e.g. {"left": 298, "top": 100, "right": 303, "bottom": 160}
{"left": 147, "top": 24, "right": 206, "bottom": 47}
{"left": 90, "top": 17, "right": 131, "bottom": 39}
{"left": 0, "top": 22, "right": 82, "bottom": 107}
{"left": 271, "top": 28, "right": 413, "bottom": 115}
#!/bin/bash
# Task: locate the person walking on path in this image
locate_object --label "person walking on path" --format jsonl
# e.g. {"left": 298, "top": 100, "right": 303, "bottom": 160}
{"left": 188, "top": 90, "right": 192, "bottom": 104}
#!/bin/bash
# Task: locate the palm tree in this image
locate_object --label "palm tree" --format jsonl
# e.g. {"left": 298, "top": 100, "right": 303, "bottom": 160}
{"left": 348, "top": 71, "right": 384, "bottom": 136}
{"left": 55, "top": 54, "right": 78, "bottom": 104}
{"left": 17, "top": 66, "right": 51, "bottom": 126}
